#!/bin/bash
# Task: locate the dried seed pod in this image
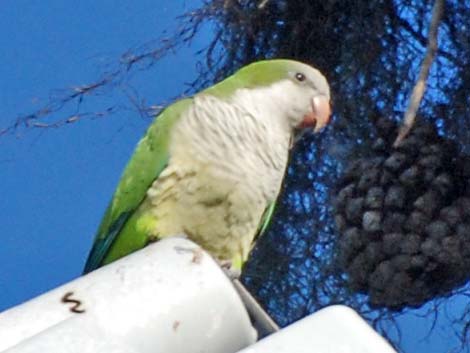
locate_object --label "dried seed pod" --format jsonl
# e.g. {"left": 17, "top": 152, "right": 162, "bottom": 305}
{"left": 335, "top": 183, "right": 355, "bottom": 209}
{"left": 334, "top": 215, "right": 347, "bottom": 232}
{"left": 333, "top": 118, "right": 470, "bottom": 310}
{"left": 345, "top": 197, "right": 364, "bottom": 223}
{"left": 432, "top": 173, "right": 453, "bottom": 195}
{"left": 421, "top": 238, "right": 440, "bottom": 257}
{"left": 440, "top": 237, "right": 461, "bottom": 265}
{"left": 456, "top": 223, "right": 470, "bottom": 240}
{"left": 384, "top": 152, "right": 408, "bottom": 172}
{"left": 364, "top": 187, "right": 384, "bottom": 209}
{"left": 404, "top": 211, "right": 429, "bottom": 233}
{"left": 456, "top": 197, "right": 470, "bottom": 217}
{"left": 418, "top": 155, "right": 442, "bottom": 168}
{"left": 409, "top": 255, "right": 427, "bottom": 273}
{"left": 341, "top": 227, "right": 364, "bottom": 252}
{"left": 401, "top": 234, "right": 421, "bottom": 254}
{"left": 357, "top": 168, "right": 380, "bottom": 191}
{"left": 348, "top": 252, "right": 371, "bottom": 291}
{"left": 425, "top": 220, "right": 451, "bottom": 240}
{"left": 383, "top": 233, "right": 403, "bottom": 256}
{"left": 382, "top": 212, "right": 406, "bottom": 233}
{"left": 439, "top": 206, "right": 461, "bottom": 227}
{"left": 341, "top": 160, "right": 366, "bottom": 184}
{"left": 380, "top": 170, "right": 395, "bottom": 186}
{"left": 421, "top": 144, "right": 444, "bottom": 157}
{"left": 364, "top": 242, "right": 384, "bottom": 263}
{"left": 369, "top": 260, "right": 394, "bottom": 289}
{"left": 399, "top": 166, "right": 421, "bottom": 187}
{"left": 396, "top": 136, "right": 419, "bottom": 155}
{"left": 392, "top": 254, "right": 412, "bottom": 271}
{"left": 385, "top": 185, "right": 406, "bottom": 208}
{"left": 414, "top": 190, "right": 441, "bottom": 217}
{"left": 362, "top": 211, "right": 382, "bottom": 232}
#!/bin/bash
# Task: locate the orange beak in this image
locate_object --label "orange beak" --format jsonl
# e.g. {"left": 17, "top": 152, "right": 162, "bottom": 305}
{"left": 299, "top": 95, "right": 331, "bottom": 132}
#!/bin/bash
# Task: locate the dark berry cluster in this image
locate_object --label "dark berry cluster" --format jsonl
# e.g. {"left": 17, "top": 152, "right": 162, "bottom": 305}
{"left": 334, "top": 118, "right": 470, "bottom": 309}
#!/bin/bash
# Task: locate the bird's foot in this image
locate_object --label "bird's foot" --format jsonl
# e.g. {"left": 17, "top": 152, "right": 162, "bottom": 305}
{"left": 174, "top": 233, "right": 189, "bottom": 239}
{"left": 219, "top": 260, "right": 241, "bottom": 280}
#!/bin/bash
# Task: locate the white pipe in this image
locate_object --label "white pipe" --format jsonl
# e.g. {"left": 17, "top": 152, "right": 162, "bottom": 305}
{"left": 4, "top": 315, "right": 143, "bottom": 353}
{"left": 235, "top": 305, "right": 396, "bottom": 353}
{"left": 0, "top": 237, "right": 257, "bottom": 353}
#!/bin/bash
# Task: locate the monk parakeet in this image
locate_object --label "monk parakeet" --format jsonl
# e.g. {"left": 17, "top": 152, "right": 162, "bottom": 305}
{"left": 84, "top": 59, "right": 331, "bottom": 273}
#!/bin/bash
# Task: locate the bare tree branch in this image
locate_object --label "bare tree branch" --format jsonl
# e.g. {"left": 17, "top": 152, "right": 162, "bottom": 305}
{"left": 0, "top": 4, "right": 217, "bottom": 138}
{"left": 394, "top": 0, "right": 445, "bottom": 147}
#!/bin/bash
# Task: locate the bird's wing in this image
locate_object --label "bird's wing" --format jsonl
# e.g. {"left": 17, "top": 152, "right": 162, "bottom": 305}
{"left": 83, "top": 98, "right": 192, "bottom": 273}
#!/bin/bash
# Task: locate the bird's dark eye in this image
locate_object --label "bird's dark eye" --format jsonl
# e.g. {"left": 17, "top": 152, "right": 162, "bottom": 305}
{"left": 295, "top": 72, "right": 306, "bottom": 82}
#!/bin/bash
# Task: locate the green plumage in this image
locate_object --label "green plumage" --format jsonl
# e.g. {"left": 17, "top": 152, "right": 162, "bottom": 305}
{"left": 84, "top": 60, "right": 299, "bottom": 273}
{"left": 84, "top": 99, "right": 192, "bottom": 272}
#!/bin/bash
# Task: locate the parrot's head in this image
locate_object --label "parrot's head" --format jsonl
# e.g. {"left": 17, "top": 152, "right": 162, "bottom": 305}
{"left": 208, "top": 59, "right": 331, "bottom": 134}
{"left": 278, "top": 60, "right": 331, "bottom": 134}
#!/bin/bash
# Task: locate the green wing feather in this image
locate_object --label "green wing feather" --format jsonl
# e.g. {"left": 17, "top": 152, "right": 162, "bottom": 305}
{"left": 83, "top": 99, "right": 192, "bottom": 273}
{"left": 257, "top": 202, "right": 276, "bottom": 237}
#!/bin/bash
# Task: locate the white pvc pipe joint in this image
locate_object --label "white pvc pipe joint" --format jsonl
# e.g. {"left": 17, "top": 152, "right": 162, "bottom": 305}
{"left": 0, "top": 237, "right": 257, "bottom": 353}
{"left": 236, "top": 305, "right": 397, "bottom": 353}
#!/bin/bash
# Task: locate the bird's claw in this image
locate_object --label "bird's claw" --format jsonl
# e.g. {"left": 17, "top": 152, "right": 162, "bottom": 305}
{"left": 219, "top": 260, "right": 241, "bottom": 279}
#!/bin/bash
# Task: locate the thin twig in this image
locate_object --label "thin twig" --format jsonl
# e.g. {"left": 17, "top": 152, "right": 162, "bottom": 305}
{"left": 258, "top": 0, "right": 270, "bottom": 9}
{"left": 0, "top": 4, "right": 217, "bottom": 139}
{"left": 393, "top": 0, "right": 445, "bottom": 147}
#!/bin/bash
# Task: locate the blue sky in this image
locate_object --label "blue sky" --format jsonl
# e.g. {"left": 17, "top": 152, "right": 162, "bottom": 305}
{"left": 0, "top": 0, "right": 208, "bottom": 309}
{"left": 0, "top": 1, "right": 464, "bottom": 352}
